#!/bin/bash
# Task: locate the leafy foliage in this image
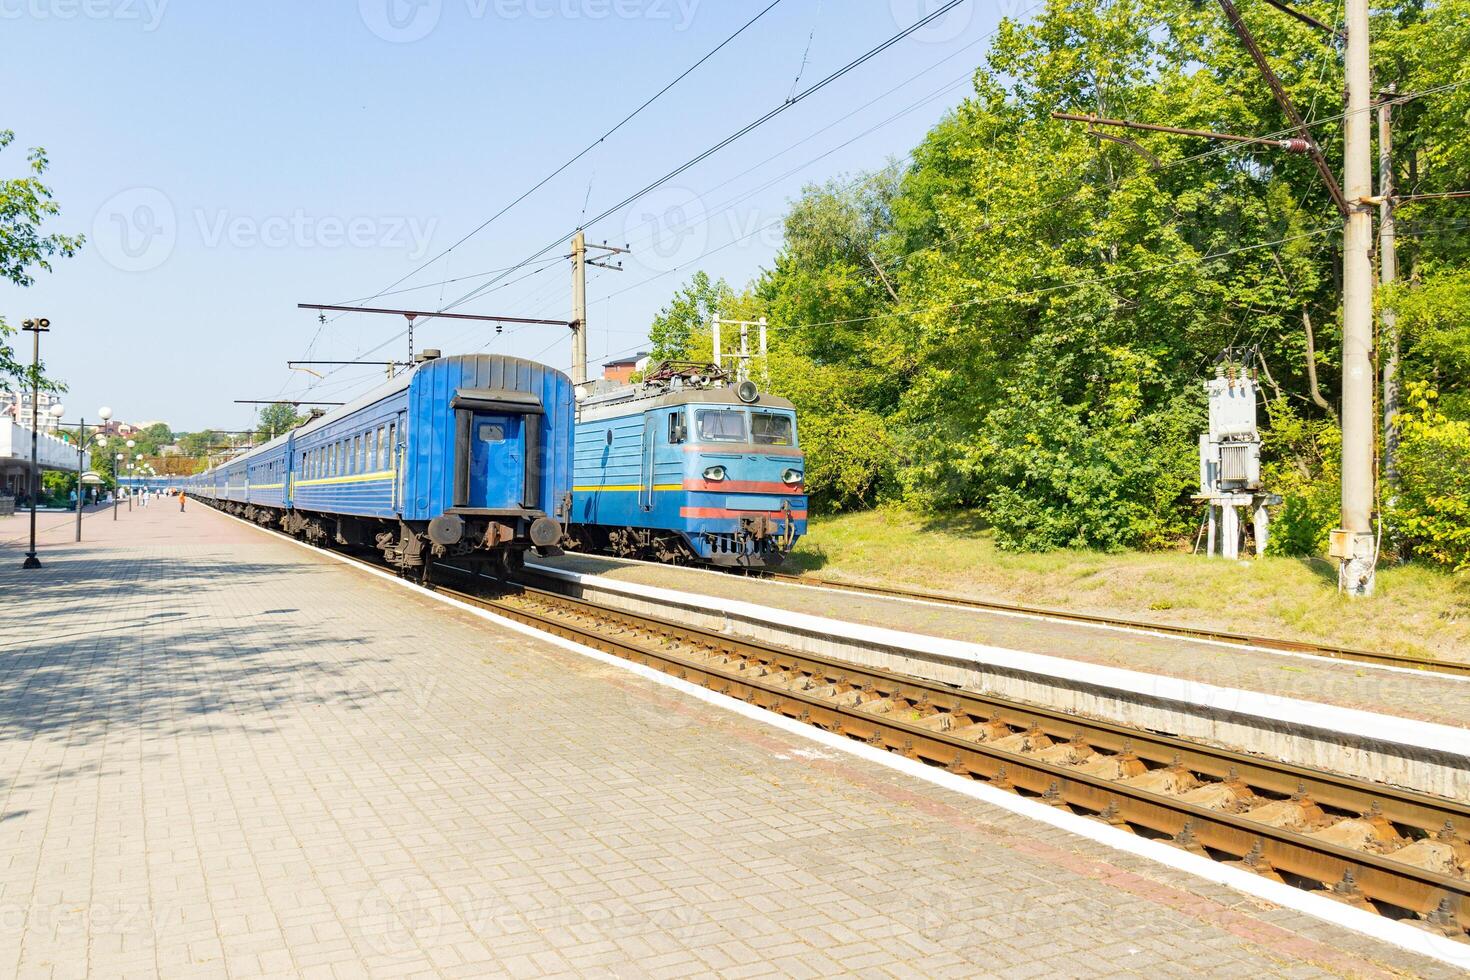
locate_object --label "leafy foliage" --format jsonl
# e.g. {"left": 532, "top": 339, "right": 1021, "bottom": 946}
{"left": 647, "top": 271, "right": 734, "bottom": 363}
{"left": 0, "top": 130, "right": 84, "bottom": 393}
{"left": 256, "top": 403, "right": 305, "bottom": 441}
{"left": 1390, "top": 383, "right": 1470, "bottom": 570}
{"left": 647, "top": 0, "right": 1470, "bottom": 560}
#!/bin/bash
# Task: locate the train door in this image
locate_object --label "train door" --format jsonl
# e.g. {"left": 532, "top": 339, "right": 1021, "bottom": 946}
{"left": 392, "top": 412, "right": 406, "bottom": 512}
{"left": 467, "top": 413, "right": 524, "bottom": 509}
{"left": 638, "top": 414, "right": 657, "bottom": 511}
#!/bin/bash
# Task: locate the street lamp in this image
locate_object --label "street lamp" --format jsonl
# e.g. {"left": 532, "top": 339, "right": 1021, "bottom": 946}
{"left": 114, "top": 452, "right": 124, "bottom": 521}
{"left": 57, "top": 406, "right": 112, "bottom": 542}
{"left": 125, "top": 440, "right": 136, "bottom": 511}
{"left": 19, "top": 317, "right": 51, "bottom": 569}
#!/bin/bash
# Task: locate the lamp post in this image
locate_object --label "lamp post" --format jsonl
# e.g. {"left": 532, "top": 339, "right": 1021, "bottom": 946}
{"left": 113, "top": 452, "right": 124, "bottom": 520}
{"left": 62, "top": 407, "right": 112, "bottom": 542}
{"left": 125, "top": 440, "right": 136, "bottom": 510}
{"left": 20, "top": 317, "right": 52, "bottom": 569}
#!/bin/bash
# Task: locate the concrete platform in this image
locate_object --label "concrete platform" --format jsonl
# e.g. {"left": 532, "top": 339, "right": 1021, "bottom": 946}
{"left": 0, "top": 506, "right": 1460, "bottom": 977}
{"left": 534, "top": 556, "right": 1470, "bottom": 727}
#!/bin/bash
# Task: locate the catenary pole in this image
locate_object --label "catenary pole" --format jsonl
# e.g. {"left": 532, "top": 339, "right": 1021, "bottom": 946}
{"left": 1378, "top": 85, "right": 1400, "bottom": 490}
{"left": 570, "top": 231, "right": 588, "bottom": 393}
{"left": 1336, "top": 0, "right": 1377, "bottom": 596}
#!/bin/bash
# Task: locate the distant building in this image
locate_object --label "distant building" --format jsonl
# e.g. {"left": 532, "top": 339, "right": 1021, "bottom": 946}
{"left": 603, "top": 353, "right": 650, "bottom": 384}
{"left": 2, "top": 389, "right": 63, "bottom": 432}
{"left": 159, "top": 443, "right": 183, "bottom": 457}
{"left": 96, "top": 420, "right": 138, "bottom": 439}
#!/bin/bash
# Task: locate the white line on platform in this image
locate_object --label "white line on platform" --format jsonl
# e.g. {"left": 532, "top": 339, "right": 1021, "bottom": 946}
{"left": 212, "top": 508, "right": 1470, "bottom": 969}
{"left": 533, "top": 556, "right": 1467, "bottom": 683}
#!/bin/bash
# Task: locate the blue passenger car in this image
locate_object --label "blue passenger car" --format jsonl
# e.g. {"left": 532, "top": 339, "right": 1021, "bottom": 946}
{"left": 569, "top": 367, "right": 806, "bottom": 567}
{"left": 186, "top": 352, "right": 573, "bottom": 575}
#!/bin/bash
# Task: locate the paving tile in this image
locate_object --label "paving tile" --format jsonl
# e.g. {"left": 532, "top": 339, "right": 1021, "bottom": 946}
{"left": 0, "top": 505, "right": 1456, "bottom": 978}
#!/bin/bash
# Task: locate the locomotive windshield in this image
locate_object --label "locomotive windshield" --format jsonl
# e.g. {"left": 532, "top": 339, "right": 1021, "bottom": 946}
{"left": 751, "top": 412, "right": 794, "bottom": 446}
{"left": 697, "top": 409, "right": 747, "bottom": 442}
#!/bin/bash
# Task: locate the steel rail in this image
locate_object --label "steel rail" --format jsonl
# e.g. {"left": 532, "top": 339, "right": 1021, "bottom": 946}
{"left": 758, "top": 571, "right": 1470, "bottom": 679}
{"left": 478, "top": 580, "right": 1470, "bottom": 937}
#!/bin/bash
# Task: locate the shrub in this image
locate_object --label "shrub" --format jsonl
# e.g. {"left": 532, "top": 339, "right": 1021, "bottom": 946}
{"left": 1390, "top": 383, "right": 1470, "bottom": 570}
{"left": 1260, "top": 402, "right": 1339, "bottom": 557}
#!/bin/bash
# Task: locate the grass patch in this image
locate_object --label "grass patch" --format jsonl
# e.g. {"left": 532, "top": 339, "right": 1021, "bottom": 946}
{"left": 789, "top": 508, "right": 1470, "bottom": 661}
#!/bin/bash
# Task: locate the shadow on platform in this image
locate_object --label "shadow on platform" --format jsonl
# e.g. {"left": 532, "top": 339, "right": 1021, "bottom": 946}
{"left": 0, "top": 546, "right": 411, "bottom": 757}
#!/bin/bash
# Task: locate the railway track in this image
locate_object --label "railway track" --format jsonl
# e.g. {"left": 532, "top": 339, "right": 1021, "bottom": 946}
{"left": 758, "top": 570, "right": 1470, "bottom": 679}
{"left": 438, "top": 566, "right": 1466, "bottom": 940}
{"left": 216, "top": 513, "right": 1470, "bottom": 942}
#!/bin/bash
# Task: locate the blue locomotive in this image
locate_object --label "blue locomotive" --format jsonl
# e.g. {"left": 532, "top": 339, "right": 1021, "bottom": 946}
{"left": 183, "top": 351, "right": 573, "bottom": 577}
{"left": 567, "top": 362, "right": 806, "bottom": 567}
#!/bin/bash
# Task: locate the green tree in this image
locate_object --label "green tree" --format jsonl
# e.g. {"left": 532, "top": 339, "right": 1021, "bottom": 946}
{"left": 0, "top": 130, "right": 83, "bottom": 393}
{"left": 642, "top": 0, "right": 1470, "bottom": 555}
{"left": 177, "top": 430, "right": 223, "bottom": 457}
{"left": 647, "top": 271, "right": 734, "bottom": 362}
{"left": 256, "top": 403, "right": 304, "bottom": 441}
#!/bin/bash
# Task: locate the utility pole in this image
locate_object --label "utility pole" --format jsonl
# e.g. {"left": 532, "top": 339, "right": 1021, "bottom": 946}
{"left": 1333, "top": 0, "right": 1377, "bottom": 596}
{"left": 1377, "top": 85, "right": 1400, "bottom": 490}
{"left": 571, "top": 231, "right": 587, "bottom": 391}
{"left": 568, "top": 233, "right": 629, "bottom": 396}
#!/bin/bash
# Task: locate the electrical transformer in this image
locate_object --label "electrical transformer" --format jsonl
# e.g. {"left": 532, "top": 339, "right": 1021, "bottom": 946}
{"left": 1197, "top": 365, "right": 1278, "bottom": 558}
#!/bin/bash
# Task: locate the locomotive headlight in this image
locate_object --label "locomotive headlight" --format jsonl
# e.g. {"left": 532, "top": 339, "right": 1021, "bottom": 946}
{"left": 781, "top": 468, "right": 803, "bottom": 485}
{"left": 703, "top": 465, "right": 727, "bottom": 482}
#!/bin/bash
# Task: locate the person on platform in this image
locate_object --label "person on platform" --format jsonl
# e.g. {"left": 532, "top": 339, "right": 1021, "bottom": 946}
{"left": 178, "top": 490, "right": 185, "bottom": 512}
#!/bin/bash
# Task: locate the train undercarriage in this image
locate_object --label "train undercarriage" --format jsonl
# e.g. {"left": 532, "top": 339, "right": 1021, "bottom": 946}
{"left": 201, "top": 497, "right": 561, "bottom": 580}
{"left": 563, "top": 520, "right": 793, "bottom": 569}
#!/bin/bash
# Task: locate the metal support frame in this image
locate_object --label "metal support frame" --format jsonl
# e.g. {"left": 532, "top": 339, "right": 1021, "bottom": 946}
{"left": 711, "top": 316, "right": 769, "bottom": 383}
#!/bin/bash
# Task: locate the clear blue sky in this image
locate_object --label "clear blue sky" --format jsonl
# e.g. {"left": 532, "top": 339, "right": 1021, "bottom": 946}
{"left": 5, "top": 0, "right": 1017, "bottom": 432}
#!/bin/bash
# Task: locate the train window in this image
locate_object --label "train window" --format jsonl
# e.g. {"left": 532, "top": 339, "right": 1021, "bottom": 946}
{"left": 387, "top": 423, "right": 396, "bottom": 468}
{"left": 353, "top": 436, "right": 362, "bottom": 474}
{"left": 478, "top": 423, "right": 505, "bottom": 443}
{"left": 666, "top": 412, "right": 686, "bottom": 444}
{"left": 366, "top": 430, "right": 376, "bottom": 470}
{"left": 696, "top": 409, "right": 746, "bottom": 443}
{"left": 751, "top": 412, "right": 794, "bottom": 446}
{"left": 376, "top": 426, "right": 387, "bottom": 468}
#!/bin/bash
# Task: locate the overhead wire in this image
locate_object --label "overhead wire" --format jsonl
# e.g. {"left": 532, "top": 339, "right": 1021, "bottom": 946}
{"left": 323, "top": 0, "right": 789, "bottom": 319}
{"left": 299, "top": 0, "right": 974, "bottom": 390}
{"left": 425, "top": 0, "right": 973, "bottom": 319}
